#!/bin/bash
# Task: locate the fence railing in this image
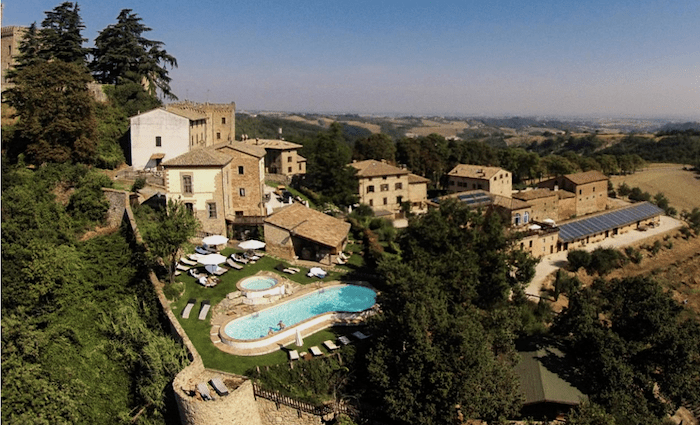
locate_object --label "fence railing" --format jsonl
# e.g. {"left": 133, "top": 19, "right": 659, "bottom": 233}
{"left": 252, "top": 383, "right": 357, "bottom": 418}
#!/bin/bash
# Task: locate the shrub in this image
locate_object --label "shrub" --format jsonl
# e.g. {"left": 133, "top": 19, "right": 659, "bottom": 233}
{"left": 587, "top": 247, "right": 625, "bottom": 275}
{"left": 618, "top": 183, "right": 631, "bottom": 197}
{"left": 567, "top": 249, "right": 591, "bottom": 272}
{"left": 625, "top": 246, "right": 643, "bottom": 264}
{"left": 131, "top": 177, "right": 146, "bottom": 192}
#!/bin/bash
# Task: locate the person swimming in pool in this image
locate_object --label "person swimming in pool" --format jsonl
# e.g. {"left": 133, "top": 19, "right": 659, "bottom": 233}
{"left": 278, "top": 320, "right": 285, "bottom": 330}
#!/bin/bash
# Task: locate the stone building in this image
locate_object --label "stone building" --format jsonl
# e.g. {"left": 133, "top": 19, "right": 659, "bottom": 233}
{"left": 1, "top": 25, "right": 27, "bottom": 87}
{"left": 447, "top": 164, "right": 512, "bottom": 198}
{"left": 166, "top": 101, "right": 236, "bottom": 144}
{"left": 537, "top": 170, "right": 608, "bottom": 217}
{"left": 512, "top": 188, "right": 576, "bottom": 223}
{"left": 241, "top": 138, "right": 306, "bottom": 177}
{"left": 350, "top": 159, "right": 428, "bottom": 216}
{"left": 429, "top": 190, "right": 533, "bottom": 228}
{"left": 162, "top": 142, "right": 266, "bottom": 235}
{"left": 264, "top": 203, "right": 350, "bottom": 265}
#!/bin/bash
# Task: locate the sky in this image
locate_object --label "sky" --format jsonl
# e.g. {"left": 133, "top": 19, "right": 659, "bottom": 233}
{"left": 4, "top": 0, "right": 700, "bottom": 119}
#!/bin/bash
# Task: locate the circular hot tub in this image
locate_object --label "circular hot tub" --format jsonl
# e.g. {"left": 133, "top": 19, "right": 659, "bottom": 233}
{"left": 236, "top": 273, "right": 285, "bottom": 304}
{"left": 240, "top": 276, "right": 277, "bottom": 291}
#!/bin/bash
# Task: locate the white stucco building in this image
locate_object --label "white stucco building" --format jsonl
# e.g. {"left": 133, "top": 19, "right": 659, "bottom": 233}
{"left": 128, "top": 108, "right": 201, "bottom": 170}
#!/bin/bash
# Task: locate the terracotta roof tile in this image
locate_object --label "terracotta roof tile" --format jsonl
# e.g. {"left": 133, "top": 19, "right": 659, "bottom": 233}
{"left": 447, "top": 164, "right": 506, "bottom": 180}
{"left": 513, "top": 188, "right": 558, "bottom": 201}
{"left": 242, "top": 139, "right": 303, "bottom": 150}
{"left": 350, "top": 160, "right": 409, "bottom": 178}
{"left": 264, "top": 204, "right": 351, "bottom": 248}
{"left": 165, "top": 106, "right": 208, "bottom": 121}
{"left": 408, "top": 173, "right": 430, "bottom": 184}
{"left": 161, "top": 148, "right": 232, "bottom": 167}
{"left": 214, "top": 142, "right": 267, "bottom": 158}
{"left": 564, "top": 170, "right": 607, "bottom": 185}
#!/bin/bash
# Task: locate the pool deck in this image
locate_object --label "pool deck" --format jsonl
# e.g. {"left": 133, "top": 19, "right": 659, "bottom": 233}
{"left": 209, "top": 280, "right": 374, "bottom": 356}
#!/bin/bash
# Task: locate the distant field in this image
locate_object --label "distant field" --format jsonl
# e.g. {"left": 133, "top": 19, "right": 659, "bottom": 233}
{"left": 610, "top": 163, "right": 700, "bottom": 211}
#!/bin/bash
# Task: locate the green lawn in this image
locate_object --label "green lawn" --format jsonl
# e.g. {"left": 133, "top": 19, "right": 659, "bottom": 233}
{"left": 169, "top": 249, "right": 353, "bottom": 375}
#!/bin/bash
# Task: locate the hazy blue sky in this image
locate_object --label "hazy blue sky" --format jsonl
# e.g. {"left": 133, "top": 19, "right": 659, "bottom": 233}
{"left": 4, "top": 0, "right": 699, "bottom": 118}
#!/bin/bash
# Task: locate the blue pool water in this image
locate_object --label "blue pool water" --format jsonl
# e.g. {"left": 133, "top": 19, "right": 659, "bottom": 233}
{"left": 240, "top": 276, "right": 277, "bottom": 290}
{"left": 224, "top": 285, "right": 376, "bottom": 340}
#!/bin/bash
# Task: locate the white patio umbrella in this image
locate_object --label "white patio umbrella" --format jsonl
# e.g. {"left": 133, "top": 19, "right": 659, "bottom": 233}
{"left": 198, "top": 253, "right": 227, "bottom": 274}
{"left": 295, "top": 328, "right": 304, "bottom": 347}
{"left": 202, "top": 235, "right": 228, "bottom": 246}
{"left": 238, "top": 240, "right": 266, "bottom": 251}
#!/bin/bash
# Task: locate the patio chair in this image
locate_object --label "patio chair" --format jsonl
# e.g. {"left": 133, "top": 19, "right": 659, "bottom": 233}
{"left": 197, "top": 383, "right": 213, "bottom": 401}
{"left": 195, "top": 246, "right": 209, "bottom": 255}
{"left": 288, "top": 267, "right": 301, "bottom": 273}
{"left": 338, "top": 336, "right": 351, "bottom": 346}
{"left": 323, "top": 340, "right": 339, "bottom": 351}
{"left": 198, "top": 300, "right": 211, "bottom": 320}
{"left": 226, "top": 258, "right": 243, "bottom": 270}
{"left": 210, "top": 377, "right": 229, "bottom": 396}
{"left": 288, "top": 350, "right": 300, "bottom": 361}
{"left": 198, "top": 276, "right": 208, "bottom": 286}
{"left": 181, "top": 298, "right": 196, "bottom": 319}
{"left": 180, "top": 257, "right": 198, "bottom": 266}
{"left": 231, "top": 253, "right": 249, "bottom": 264}
{"left": 213, "top": 266, "right": 228, "bottom": 276}
{"left": 188, "top": 268, "right": 204, "bottom": 279}
{"left": 309, "top": 346, "right": 323, "bottom": 357}
{"left": 352, "top": 331, "right": 369, "bottom": 340}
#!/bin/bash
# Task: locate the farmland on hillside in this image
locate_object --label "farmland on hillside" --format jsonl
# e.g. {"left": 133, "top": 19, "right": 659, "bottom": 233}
{"left": 611, "top": 163, "right": 700, "bottom": 211}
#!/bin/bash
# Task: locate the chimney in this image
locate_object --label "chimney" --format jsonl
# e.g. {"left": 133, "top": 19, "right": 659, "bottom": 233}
{"left": 554, "top": 185, "right": 559, "bottom": 191}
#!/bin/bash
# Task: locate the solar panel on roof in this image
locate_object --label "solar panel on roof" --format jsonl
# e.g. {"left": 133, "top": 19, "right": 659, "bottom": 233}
{"left": 558, "top": 202, "right": 663, "bottom": 242}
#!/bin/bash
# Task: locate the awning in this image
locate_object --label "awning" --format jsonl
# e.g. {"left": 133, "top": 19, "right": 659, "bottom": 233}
{"left": 150, "top": 153, "right": 166, "bottom": 160}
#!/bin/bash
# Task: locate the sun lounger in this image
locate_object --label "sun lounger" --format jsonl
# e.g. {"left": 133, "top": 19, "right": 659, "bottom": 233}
{"left": 174, "top": 270, "right": 181, "bottom": 276}
{"left": 323, "top": 340, "right": 339, "bottom": 351}
{"left": 352, "top": 331, "right": 369, "bottom": 340}
{"left": 180, "top": 257, "right": 198, "bottom": 266}
{"left": 189, "top": 268, "right": 205, "bottom": 279}
{"left": 182, "top": 298, "right": 196, "bottom": 319}
{"left": 336, "top": 257, "right": 347, "bottom": 265}
{"left": 210, "top": 377, "right": 229, "bottom": 396}
{"left": 254, "top": 250, "right": 266, "bottom": 257}
{"left": 198, "top": 300, "right": 211, "bottom": 320}
{"left": 339, "top": 252, "right": 350, "bottom": 260}
{"left": 288, "top": 350, "right": 300, "bottom": 361}
{"left": 309, "top": 346, "right": 323, "bottom": 357}
{"left": 195, "top": 246, "right": 209, "bottom": 255}
{"left": 338, "top": 336, "right": 351, "bottom": 346}
{"left": 288, "top": 267, "right": 300, "bottom": 273}
{"left": 197, "top": 383, "right": 213, "bottom": 401}
{"left": 213, "top": 266, "right": 228, "bottom": 276}
{"left": 188, "top": 253, "right": 203, "bottom": 262}
{"left": 231, "top": 254, "right": 249, "bottom": 264}
{"left": 176, "top": 263, "right": 191, "bottom": 271}
{"left": 283, "top": 268, "right": 296, "bottom": 274}
{"left": 226, "top": 258, "right": 243, "bottom": 270}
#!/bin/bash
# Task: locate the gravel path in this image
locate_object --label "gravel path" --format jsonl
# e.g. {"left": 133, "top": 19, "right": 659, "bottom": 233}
{"left": 525, "top": 215, "right": 684, "bottom": 298}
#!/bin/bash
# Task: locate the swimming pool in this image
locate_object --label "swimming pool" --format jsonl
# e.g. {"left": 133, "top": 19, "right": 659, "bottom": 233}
{"left": 239, "top": 276, "right": 277, "bottom": 290}
{"left": 223, "top": 285, "right": 376, "bottom": 340}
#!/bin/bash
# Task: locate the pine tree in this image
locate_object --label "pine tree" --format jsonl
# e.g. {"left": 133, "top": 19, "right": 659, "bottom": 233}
{"left": 91, "top": 9, "right": 178, "bottom": 99}
{"left": 38, "top": 2, "right": 89, "bottom": 65}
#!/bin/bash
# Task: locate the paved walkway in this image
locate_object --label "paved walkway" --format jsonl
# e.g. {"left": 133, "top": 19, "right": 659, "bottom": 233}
{"left": 525, "top": 215, "right": 684, "bottom": 298}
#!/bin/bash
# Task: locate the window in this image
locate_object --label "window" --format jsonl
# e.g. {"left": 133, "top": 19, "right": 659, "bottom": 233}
{"left": 184, "top": 203, "right": 194, "bottom": 213}
{"left": 514, "top": 213, "right": 521, "bottom": 226}
{"left": 450, "top": 180, "right": 455, "bottom": 186}
{"left": 382, "top": 176, "right": 387, "bottom": 180}
{"left": 288, "top": 167, "right": 292, "bottom": 173}
{"left": 367, "top": 185, "right": 375, "bottom": 193}
{"left": 299, "top": 164, "right": 302, "bottom": 171}
{"left": 380, "top": 184, "right": 389, "bottom": 192}
{"left": 217, "top": 132, "right": 221, "bottom": 140}
{"left": 238, "top": 166, "right": 244, "bottom": 174}
{"left": 239, "top": 188, "right": 245, "bottom": 197}
{"left": 593, "top": 187, "right": 596, "bottom": 192}
{"left": 383, "top": 197, "right": 388, "bottom": 205}
{"left": 221, "top": 117, "right": 226, "bottom": 124}
{"left": 182, "top": 175, "right": 193, "bottom": 194}
{"left": 369, "top": 199, "right": 373, "bottom": 206}
{"left": 287, "top": 156, "right": 292, "bottom": 162}
{"left": 235, "top": 211, "right": 243, "bottom": 216}
{"left": 579, "top": 189, "right": 582, "bottom": 195}
{"left": 524, "top": 212, "right": 529, "bottom": 224}
{"left": 396, "top": 196, "right": 403, "bottom": 204}
{"left": 529, "top": 240, "right": 533, "bottom": 248}
{"left": 207, "top": 203, "right": 217, "bottom": 219}
{"left": 395, "top": 182, "right": 403, "bottom": 190}
{"left": 155, "top": 136, "right": 161, "bottom": 147}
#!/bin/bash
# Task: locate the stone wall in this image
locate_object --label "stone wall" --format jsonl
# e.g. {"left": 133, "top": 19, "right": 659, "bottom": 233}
{"left": 103, "top": 188, "right": 131, "bottom": 228}
{"left": 256, "top": 398, "right": 326, "bottom": 425}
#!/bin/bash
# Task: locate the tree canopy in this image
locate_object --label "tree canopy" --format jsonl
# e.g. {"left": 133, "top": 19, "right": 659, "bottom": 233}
{"left": 91, "top": 9, "right": 178, "bottom": 99}
{"left": 38, "top": 2, "right": 89, "bottom": 65}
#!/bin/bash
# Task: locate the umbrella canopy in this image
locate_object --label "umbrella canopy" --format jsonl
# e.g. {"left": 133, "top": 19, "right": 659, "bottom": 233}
{"left": 202, "top": 235, "right": 228, "bottom": 246}
{"left": 238, "top": 240, "right": 266, "bottom": 250}
{"left": 198, "top": 253, "right": 227, "bottom": 266}
{"left": 310, "top": 267, "right": 327, "bottom": 278}
{"left": 528, "top": 224, "right": 542, "bottom": 230}
{"left": 295, "top": 328, "right": 304, "bottom": 347}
